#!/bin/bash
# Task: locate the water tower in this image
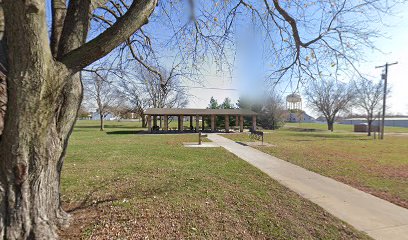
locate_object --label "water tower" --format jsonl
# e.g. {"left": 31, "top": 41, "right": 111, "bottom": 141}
{"left": 286, "top": 93, "right": 302, "bottom": 110}
{"left": 286, "top": 93, "right": 303, "bottom": 123}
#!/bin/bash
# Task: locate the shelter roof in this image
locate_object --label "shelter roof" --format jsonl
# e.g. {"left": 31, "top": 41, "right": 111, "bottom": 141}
{"left": 145, "top": 108, "right": 257, "bottom": 116}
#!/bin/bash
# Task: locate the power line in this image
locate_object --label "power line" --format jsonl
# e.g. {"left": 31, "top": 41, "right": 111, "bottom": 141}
{"left": 179, "top": 86, "right": 238, "bottom": 91}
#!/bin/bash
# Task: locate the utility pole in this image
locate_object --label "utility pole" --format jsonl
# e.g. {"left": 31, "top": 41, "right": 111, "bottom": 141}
{"left": 375, "top": 62, "right": 398, "bottom": 140}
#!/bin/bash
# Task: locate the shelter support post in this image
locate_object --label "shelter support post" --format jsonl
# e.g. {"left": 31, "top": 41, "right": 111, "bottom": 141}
{"left": 225, "top": 115, "right": 229, "bottom": 132}
{"left": 164, "top": 115, "right": 168, "bottom": 131}
{"left": 211, "top": 115, "right": 216, "bottom": 132}
{"left": 240, "top": 115, "right": 244, "bottom": 132}
{"left": 235, "top": 115, "right": 239, "bottom": 127}
{"left": 179, "top": 115, "right": 184, "bottom": 132}
{"left": 190, "top": 116, "right": 193, "bottom": 129}
{"left": 195, "top": 115, "right": 199, "bottom": 133}
{"left": 153, "top": 115, "right": 157, "bottom": 127}
{"left": 202, "top": 116, "right": 205, "bottom": 131}
{"left": 252, "top": 115, "right": 257, "bottom": 131}
{"left": 147, "top": 115, "right": 152, "bottom": 133}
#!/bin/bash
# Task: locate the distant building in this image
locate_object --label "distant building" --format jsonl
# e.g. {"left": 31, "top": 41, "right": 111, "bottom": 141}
{"left": 89, "top": 108, "right": 118, "bottom": 121}
{"left": 340, "top": 117, "right": 408, "bottom": 128}
{"left": 286, "top": 111, "right": 316, "bottom": 123}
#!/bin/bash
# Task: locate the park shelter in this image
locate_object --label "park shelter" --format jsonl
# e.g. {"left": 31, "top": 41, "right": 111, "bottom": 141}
{"left": 145, "top": 108, "right": 258, "bottom": 133}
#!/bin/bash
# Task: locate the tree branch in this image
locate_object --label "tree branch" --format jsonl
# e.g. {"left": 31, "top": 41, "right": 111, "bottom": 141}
{"left": 60, "top": 0, "right": 157, "bottom": 72}
{"left": 50, "top": 0, "right": 67, "bottom": 57}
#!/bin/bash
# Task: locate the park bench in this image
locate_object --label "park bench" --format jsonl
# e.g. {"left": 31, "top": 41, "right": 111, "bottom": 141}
{"left": 249, "top": 130, "right": 264, "bottom": 144}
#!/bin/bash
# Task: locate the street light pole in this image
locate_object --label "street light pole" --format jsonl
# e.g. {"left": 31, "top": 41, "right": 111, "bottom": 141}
{"left": 375, "top": 62, "right": 398, "bottom": 140}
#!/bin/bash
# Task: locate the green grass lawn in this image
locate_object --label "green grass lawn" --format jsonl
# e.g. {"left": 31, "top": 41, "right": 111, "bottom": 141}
{"left": 226, "top": 125, "right": 408, "bottom": 208}
{"left": 60, "top": 120, "right": 369, "bottom": 239}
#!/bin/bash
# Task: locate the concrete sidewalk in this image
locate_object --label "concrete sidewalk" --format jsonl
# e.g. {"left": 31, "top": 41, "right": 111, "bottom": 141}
{"left": 207, "top": 133, "right": 408, "bottom": 240}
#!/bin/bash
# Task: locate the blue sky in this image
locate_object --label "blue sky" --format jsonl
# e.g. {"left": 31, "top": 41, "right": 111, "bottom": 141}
{"left": 185, "top": 5, "right": 408, "bottom": 117}
{"left": 44, "top": 1, "right": 408, "bottom": 116}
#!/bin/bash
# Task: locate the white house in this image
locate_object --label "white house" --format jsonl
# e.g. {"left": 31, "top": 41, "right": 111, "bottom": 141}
{"left": 89, "top": 108, "right": 118, "bottom": 121}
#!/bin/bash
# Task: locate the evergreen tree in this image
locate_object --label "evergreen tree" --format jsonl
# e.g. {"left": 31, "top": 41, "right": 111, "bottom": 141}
{"left": 208, "top": 96, "right": 220, "bottom": 109}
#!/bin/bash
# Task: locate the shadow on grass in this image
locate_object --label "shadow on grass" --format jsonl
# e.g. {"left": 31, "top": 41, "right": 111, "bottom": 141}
{"left": 65, "top": 179, "right": 121, "bottom": 213}
{"left": 73, "top": 125, "right": 100, "bottom": 129}
{"left": 65, "top": 176, "right": 186, "bottom": 214}
{"left": 286, "top": 132, "right": 371, "bottom": 141}
{"left": 75, "top": 124, "right": 139, "bottom": 129}
{"left": 283, "top": 127, "right": 325, "bottom": 132}
{"left": 66, "top": 197, "right": 119, "bottom": 213}
{"left": 236, "top": 141, "right": 249, "bottom": 146}
{"left": 106, "top": 130, "right": 146, "bottom": 134}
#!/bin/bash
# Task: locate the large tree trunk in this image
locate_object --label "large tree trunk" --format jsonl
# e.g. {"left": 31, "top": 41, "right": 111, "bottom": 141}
{"left": 327, "top": 120, "right": 334, "bottom": 132}
{"left": 0, "top": 0, "right": 156, "bottom": 237}
{"left": 0, "top": 63, "right": 81, "bottom": 238}
{"left": 0, "top": 1, "right": 82, "bottom": 238}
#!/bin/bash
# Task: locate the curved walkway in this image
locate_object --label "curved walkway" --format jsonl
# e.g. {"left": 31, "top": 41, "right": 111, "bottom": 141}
{"left": 207, "top": 133, "right": 408, "bottom": 240}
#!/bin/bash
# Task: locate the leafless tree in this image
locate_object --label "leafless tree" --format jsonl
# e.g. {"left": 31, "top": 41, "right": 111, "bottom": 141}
{"left": 119, "top": 76, "right": 150, "bottom": 127}
{"left": 304, "top": 79, "right": 356, "bottom": 131}
{"left": 0, "top": 0, "right": 404, "bottom": 238}
{"left": 259, "top": 93, "right": 288, "bottom": 130}
{"left": 78, "top": 103, "right": 91, "bottom": 119}
{"left": 354, "top": 78, "right": 386, "bottom": 136}
{"left": 120, "top": 63, "right": 188, "bottom": 127}
{"left": 84, "top": 72, "right": 123, "bottom": 131}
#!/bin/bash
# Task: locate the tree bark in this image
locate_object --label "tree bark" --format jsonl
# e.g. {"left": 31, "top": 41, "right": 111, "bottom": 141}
{"left": 100, "top": 111, "right": 105, "bottom": 131}
{"left": 327, "top": 120, "right": 334, "bottom": 132}
{"left": 0, "top": 0, "right": 156, "bottom": 238}
{"left": 0, "top": 44, "right": 75, "bottom": 239}
{"left": 367, "top": 120, "right": 372, "bottom": 136}
{"left": 0, "top": 1, "right": 80, "bottom": 238}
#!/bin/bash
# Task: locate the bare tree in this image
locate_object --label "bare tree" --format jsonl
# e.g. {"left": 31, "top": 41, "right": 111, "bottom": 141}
{"left": 120, "top": 76, "right": 150, "bottom": 127}
{"left": 84, "top": 72, "right": 122, "bottom": 131}
{"left": 78, "top": 103, "right": 91, "bottom": 119}
{"left": 304, "top": 79, "right": 355, "bottom": 131}
{"left": 354, "top": 78, "right": 386, "bottom": 136}
{"left": 259, "top": 93, "right": 287, "bottom": 130}
{"left": 120, "top": 63, "right": 188, "bottom": 127}
{"left": 140, "top": 67, "right": 188, "bottom": 110}
{"left": 0, "top": 0, "right": 404, "bottom": 238}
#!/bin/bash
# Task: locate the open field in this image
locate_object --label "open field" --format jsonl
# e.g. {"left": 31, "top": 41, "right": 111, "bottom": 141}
{"left": 226, "top": 125, "right": 408, "bottom": 208}
{"left": 60, "top": 120, "right": 368, "bottom": 239}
